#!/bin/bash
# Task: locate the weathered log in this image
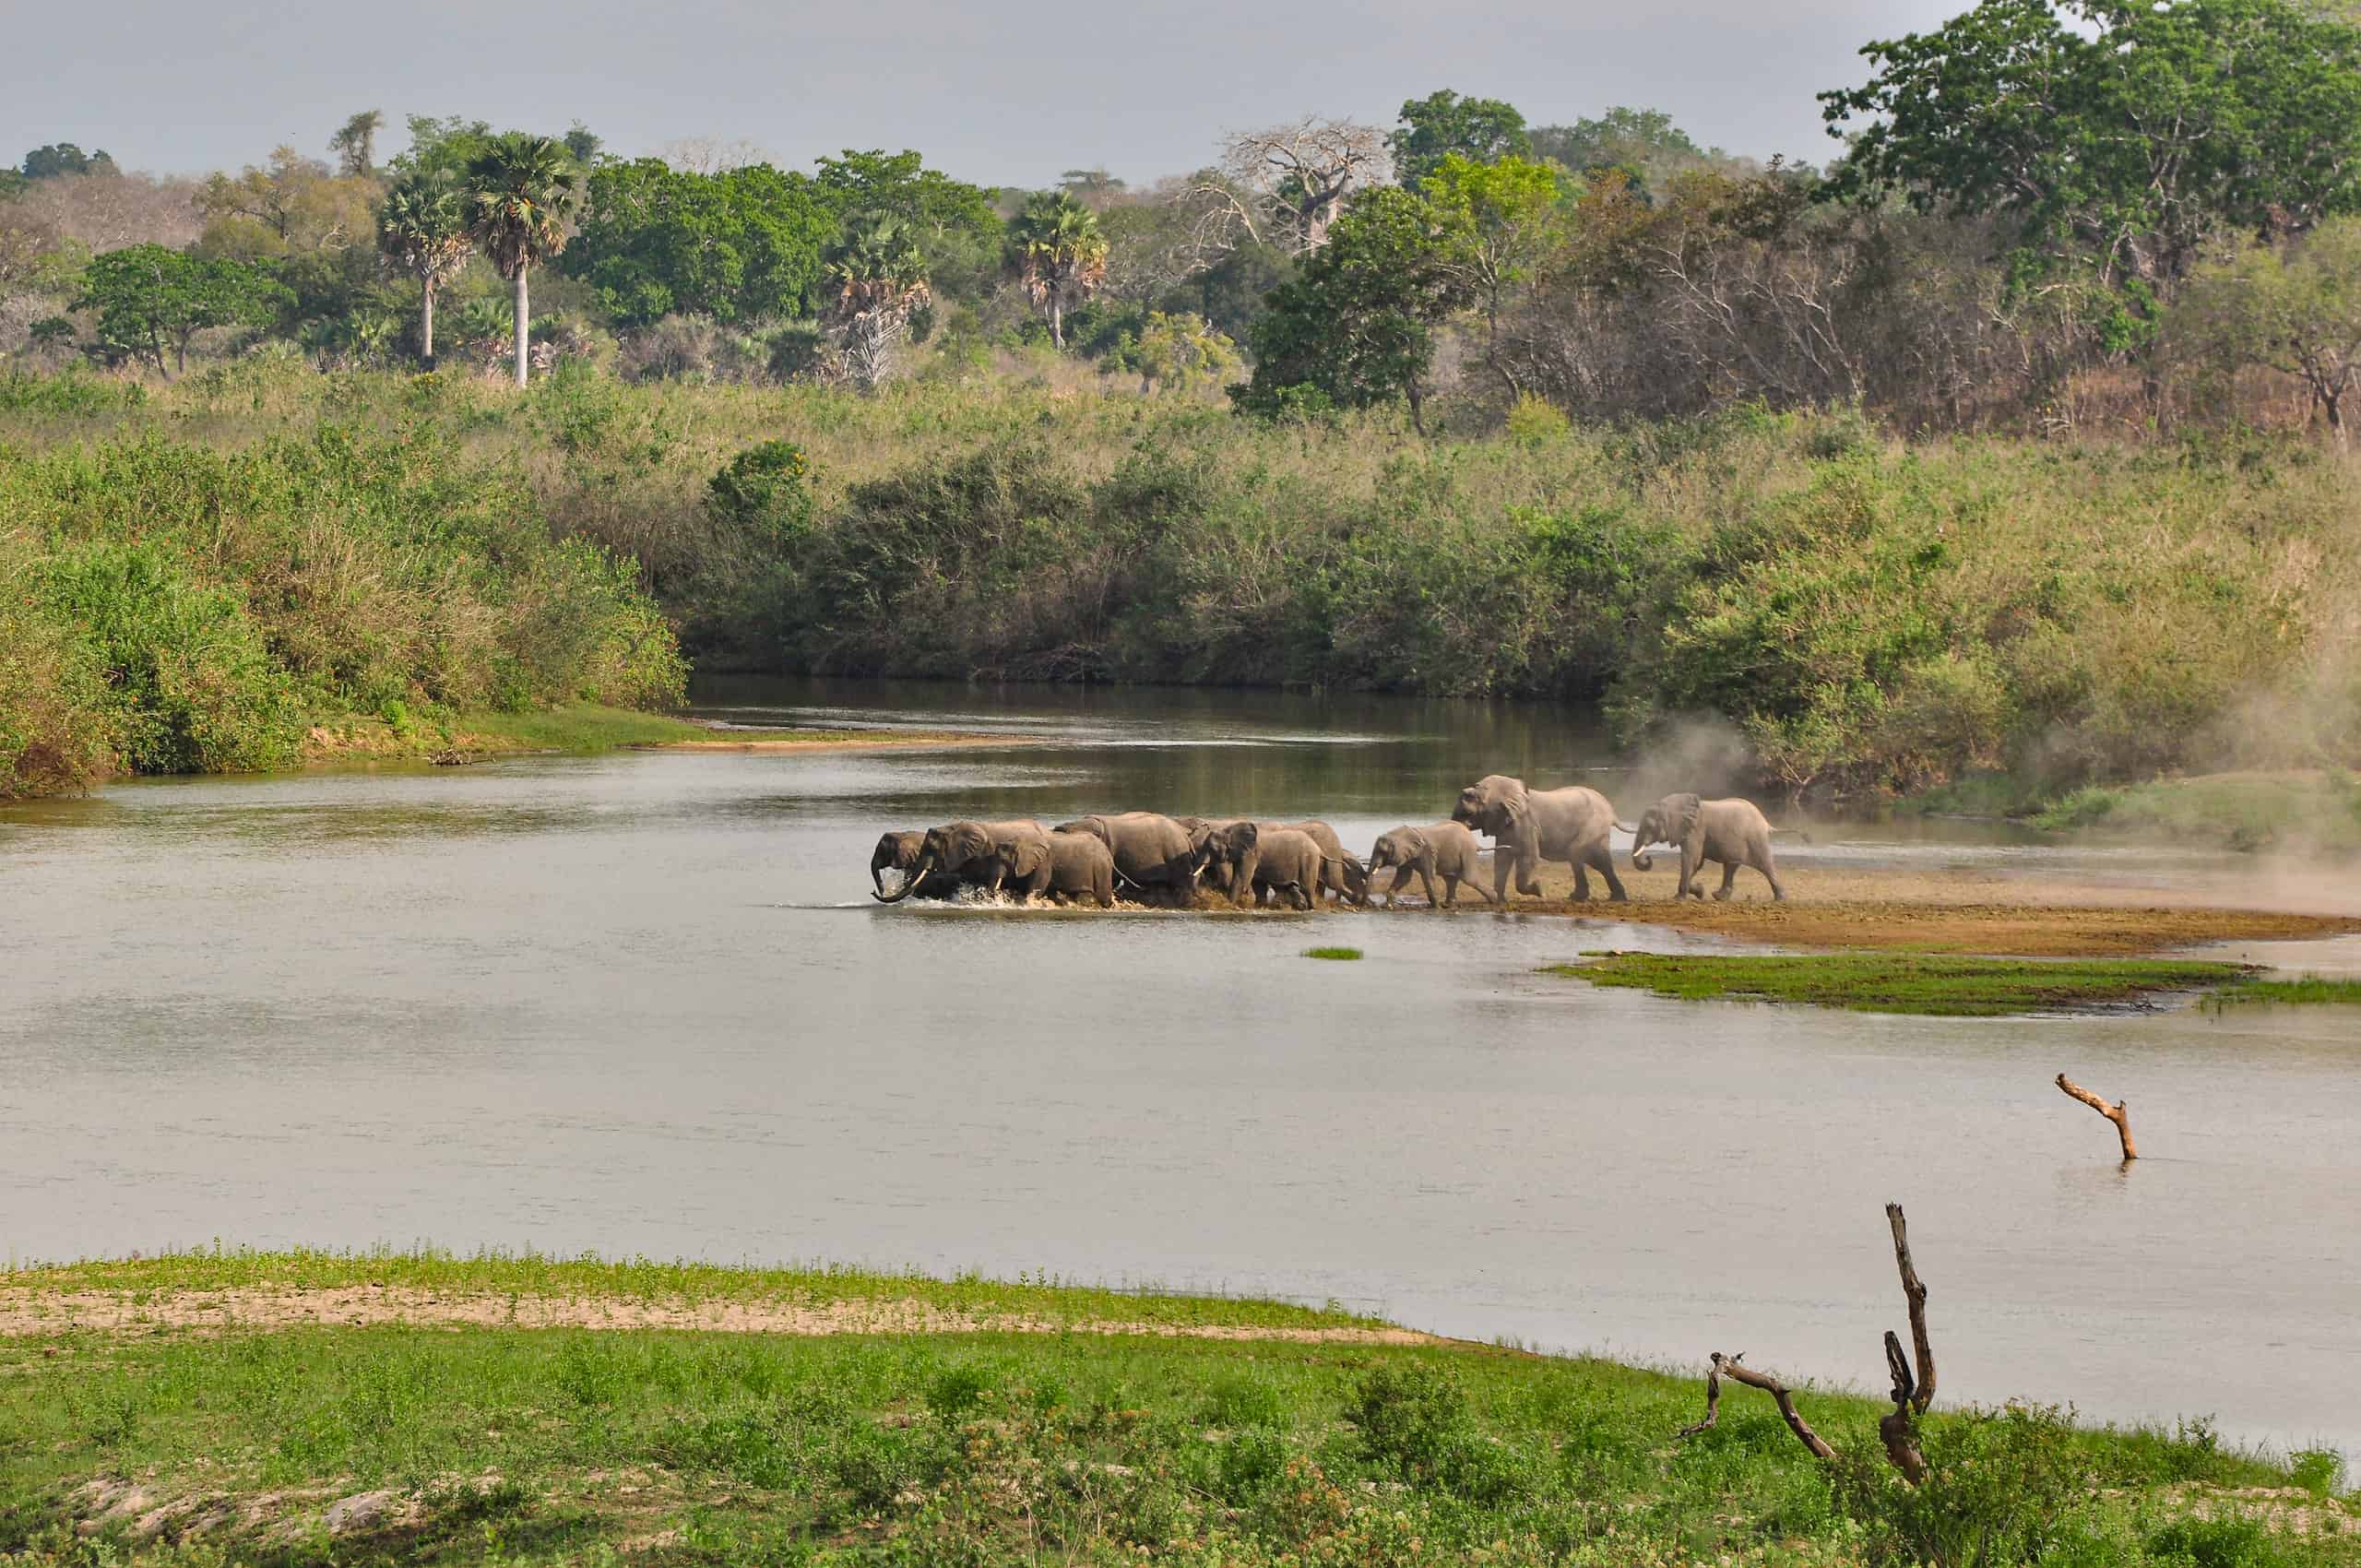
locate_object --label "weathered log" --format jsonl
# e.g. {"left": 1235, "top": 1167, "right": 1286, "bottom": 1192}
{"left": 1885, "top": 1201, "right": 1934, "bottom": 1414}
{"left": 2056, "top": 1072, "right": 2137, "bottom": 1160}
{"left": 1880, "top": 1331, "right": 1931, "bottom": 1482}
{"left": 1677, "top": 1351, "right": 1837, "bottom": 1461}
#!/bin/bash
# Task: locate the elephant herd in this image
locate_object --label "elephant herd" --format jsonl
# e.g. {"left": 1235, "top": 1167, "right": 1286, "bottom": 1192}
{"left": 869, "top": 774, "right": 1788, "bottom": 911}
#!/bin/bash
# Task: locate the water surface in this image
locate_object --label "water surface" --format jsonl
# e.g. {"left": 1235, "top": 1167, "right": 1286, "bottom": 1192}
{"left": 6, "top": 678, "right": 2355, "bottom": 1460}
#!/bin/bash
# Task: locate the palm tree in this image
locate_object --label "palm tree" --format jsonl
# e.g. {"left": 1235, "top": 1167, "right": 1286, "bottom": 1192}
{"left": 463, "top": 133, "right": 581, "bottom": 386}
{"left": 825, "top": 214, "right": 931, "bottom": 390}
{"left": 1005, "top": 191, "right": 1109, "bottom": 350}
{"left": 376, "top": 171, "right": 472, "bottom": 368}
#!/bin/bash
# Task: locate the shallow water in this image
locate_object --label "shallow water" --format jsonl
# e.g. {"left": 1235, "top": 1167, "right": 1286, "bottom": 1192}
{"left": 5, "top": 678, "right": 2357, "bottom": 1460}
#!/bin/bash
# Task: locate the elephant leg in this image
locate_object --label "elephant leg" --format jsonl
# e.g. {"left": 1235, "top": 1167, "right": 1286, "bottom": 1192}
{"left": 1516, "top": 850, "right": 1545, "bottom": 898}
{"left": 1418, "top": 864, "right": 1443, "bottom": 909}
{"left": 1592, "top": 845, "right": 1630, "bottom": 902}
{"left": 1571, "top": 857, "right": 1592, "bottom": 901}
{"left": 1714, "top": 859, "right": 1738, "bottom": 900}
{"left": 1678, "top": 848, "right": 1701, "bottom": 899}
{"left": 1490, "top": 848, "right": 1514, "bottom": 904}
{"left": 1440, "top": 872, "right": 1457, "bottom": 909}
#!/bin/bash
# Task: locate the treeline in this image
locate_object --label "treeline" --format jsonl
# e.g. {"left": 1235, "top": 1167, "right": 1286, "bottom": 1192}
{"left": 10, "top": 365, "right": 2348, "bottom": 802}
{"left": 7, "top": 0, "right": 2361, "bottom": 437}
{"left": 0, "top": 418, "right": 682, "bottom": 799}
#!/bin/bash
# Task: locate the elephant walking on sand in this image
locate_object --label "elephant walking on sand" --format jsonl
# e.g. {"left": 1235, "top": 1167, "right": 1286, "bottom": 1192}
{"left": 1627, "top": 793, "right": 1786, "bottom": 901}
{"left": 1244, "top": 828, "right": 1336, "bottom": 910}
{"left": 1182, "top": 818, "right": 1368, "bottom": 907}
{"left": 1055, "top": 813, "right": 1201, "bottom": 906}
{"left": 1365, "top": 823, "right": 1495, "bottom": 909}
{"left": 870, "top": 819, "right": 1049, "bottom": 903}
{"left": 1452, "top": 775, "right": 1628, "bottom": 902}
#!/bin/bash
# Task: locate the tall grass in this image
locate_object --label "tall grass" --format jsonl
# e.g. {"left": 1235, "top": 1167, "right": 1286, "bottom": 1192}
{"left": 6, "top": 361, "right": 2355, "bottom": 800}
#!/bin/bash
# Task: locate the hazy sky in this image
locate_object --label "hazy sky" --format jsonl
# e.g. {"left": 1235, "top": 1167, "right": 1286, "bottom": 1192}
{"left": 8, "top": 0, "right": 1968, "bottom": 184}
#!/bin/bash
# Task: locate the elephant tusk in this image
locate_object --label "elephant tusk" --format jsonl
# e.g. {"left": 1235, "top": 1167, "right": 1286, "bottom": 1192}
{"left": 872, "top": 856, "right": 933, "bottom": 903}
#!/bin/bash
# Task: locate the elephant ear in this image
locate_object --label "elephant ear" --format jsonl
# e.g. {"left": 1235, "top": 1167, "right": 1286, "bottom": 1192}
{"left": 1186, "top": 820, "right": 1218, "bottom": 853}
{"left": 1501, "top": 790, "right": 1536, "bottom": 842}
{"left": 1234, "top": 820, "right": 1260, "bottom": 851}
{"left": 1007, "top": 837, "right": 1045, "bottom": 877}
{"left": 1667, "top": 793, "right": 1703, "bottom": 843}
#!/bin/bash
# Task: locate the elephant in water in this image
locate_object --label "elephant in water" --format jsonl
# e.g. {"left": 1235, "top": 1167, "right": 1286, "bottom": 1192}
{"left": 1452, "top": 774, "right": 1628, "bottom": 902}
{"left": 871, "top": 829, "right": 957, "bottom": 899}
{"left": 999, "top": 826, "right": 1117, "bottom": 907}
{"left": 870, "top": 819, "right": 1049, "bottom": 903}
{"left": 1055, "top": 813, "right": 1200, "bottom": 906}
{"left": 1182, "top": 818, "right": 1368, "bottom": 907}
{"left": 1365, "top": 823, "right": 1495, "bottom": 909}
{"left": 1627, "top": 793, "right": 1787, "bottom": 901}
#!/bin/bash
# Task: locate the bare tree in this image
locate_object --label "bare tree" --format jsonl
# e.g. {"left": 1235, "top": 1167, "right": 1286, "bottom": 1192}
{"left": 1192, "top": 117, "right": 1392, "bottom": 257}
{"left": 660, "top": 137, "right": 769, "bottom": 175}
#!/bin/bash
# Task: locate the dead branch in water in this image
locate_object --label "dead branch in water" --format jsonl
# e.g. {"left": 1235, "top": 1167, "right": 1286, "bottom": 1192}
{"left": 1677, "top": 1352, "right": 1837, "bottom": 1460}
{"left": 2056, "top": 1072, "right": 2137, "bottom": 1160}
{"left": 1675, "top": 1203, "right": 1937, "bottom": 1485}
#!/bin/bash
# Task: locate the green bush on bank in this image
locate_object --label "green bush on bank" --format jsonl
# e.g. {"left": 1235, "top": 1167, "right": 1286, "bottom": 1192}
{"left": 0, "top": 422, "right": 684, "bottom": 799}
{"left": 4, "top": 366, "right": 2355, "bottom": 802}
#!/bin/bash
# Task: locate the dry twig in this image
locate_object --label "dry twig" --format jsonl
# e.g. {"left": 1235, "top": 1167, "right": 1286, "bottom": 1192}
{"left": 2056, "top": 1072, "right": 2137, "bottom": 1160}
{"left": 1677, "top": 1351, "right": 1836, "bottom": 1459}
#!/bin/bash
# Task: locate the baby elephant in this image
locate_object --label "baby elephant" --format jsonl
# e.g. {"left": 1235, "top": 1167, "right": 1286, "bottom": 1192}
{"left": 1365, "top": 823, "right": 1495, "bottom": 909}
{"left": 1247, "top": 828, "right": 1334, "bottom": 910}
{"left": 1628, "top": 793, "right": 1786, "bottom": 902}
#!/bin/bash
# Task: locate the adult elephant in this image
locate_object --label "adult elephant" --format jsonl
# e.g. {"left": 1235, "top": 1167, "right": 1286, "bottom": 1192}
{"left": 1055, "top": 813, "right": 1201, "bottom": 906}
{"left": 1365, "top": 823, "right": 1494, "bottom": 909}
{"left": 1628, "top": 793, "right": 1787, "bottom": 902}
{"left": 1183, "top": 818, "right": 1367, "bottom": 907}
{"left": 1004, "top": 828, "right": 1118, "bottom": 907}
{"left": 1245, "top": 828, "right": 1335, "bottom": 910}
{"left": 870, "top": 819, "right": 1049, "bottom": 903}
{"left": 870, "top": 829, "right": 957, "bottom": 900}
{"left": 1452, "top": 774, "right": 1628, "bottom": 903}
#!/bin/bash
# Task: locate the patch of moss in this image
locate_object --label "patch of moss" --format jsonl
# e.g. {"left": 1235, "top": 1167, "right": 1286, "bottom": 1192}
{"left": 1550, "top": 952, "right": 2252, "bottom": 1016}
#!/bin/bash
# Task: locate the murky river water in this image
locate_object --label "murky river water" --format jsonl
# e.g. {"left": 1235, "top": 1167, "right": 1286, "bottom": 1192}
{"left": 5, "top": 679, "right": 2357, "bottom": 1460}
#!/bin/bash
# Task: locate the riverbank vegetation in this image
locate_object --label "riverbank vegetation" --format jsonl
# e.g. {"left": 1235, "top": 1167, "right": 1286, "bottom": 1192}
{"left": 2, "top": 1256, "right": 2349, "bottom": 1567}
{"left": 6, "top": 0, "right": 2361, "bottom": 809}
{"left": 1553, "top": 953, "right": 2272, "bottom": 1016}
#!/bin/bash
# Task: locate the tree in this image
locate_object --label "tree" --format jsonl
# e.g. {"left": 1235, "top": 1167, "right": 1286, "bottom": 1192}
{"left": 71, "top": 244, "right": 290, "bottom": 376}
{"left": 20, "top": 144, "right": 115, "bottom": 181}
{"left": 464, "top": 132, "right": 583, "bottom": 386}
{"left": 563, "top": 122, "right": 604, "bottom": 167}
{"left": 1389, "top": 90, "right": 1530, "bottom": 185}
{"left": 559, "top": 158, "right": 835, "bottom": 327}
{"left": 1233, "top": 185, "right": 1475, "bottom": 431}
{"left": 1821, "top": 0, "right": 2361, "bottom": 295}
{"left": 390, "top": 116, "right": 493, "bottom": 179}
{"left": 824, "top": 213, "right": 931, "bottom": 389}
{"left": 377, "top": 170, "right": 472, "bottom": 365}
{"left": 1133, "top": 311, "right": 1241, "bottom": 395}
{"left": 1059, "top": 168, "right": 1127, "bottom": 206}
{"left": 329, "top": 111, "right": 383, "bottom": 178}
{"left": 1530, "top": 107, "right": 1717, "bottom": 196}
{"left": 814, "top": 149, "right": 1003, "bottom": 297}
{"left": 1005, "top": 191, "right": 1109, "bottom": 349}
{"left": 1419, "top": 154, "right": 1573, "bottom": 396}
{"left": 2174, "top": 219, "right": 2361, "bottom": 436}
{"left": 1197, "top": 118, "right": 1393, "bottom": 255}
{"left": 196, "top": 147, "right": 376, "bottom": 258}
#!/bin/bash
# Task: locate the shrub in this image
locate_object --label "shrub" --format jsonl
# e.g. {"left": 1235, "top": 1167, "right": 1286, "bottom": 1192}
{"left": 0, "top": 579, "right": 118, "bottom": 798}
{"left": 1832, "top": 1403, "right": 2094, "bottom": 1566}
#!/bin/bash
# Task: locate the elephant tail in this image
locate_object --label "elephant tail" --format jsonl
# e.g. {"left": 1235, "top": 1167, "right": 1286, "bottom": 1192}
{"left": 1615, "top": 820, "right": 1638, "bottom": 835}
{"left": 1768, "top": 827, "right": 1813, "bottom": 843}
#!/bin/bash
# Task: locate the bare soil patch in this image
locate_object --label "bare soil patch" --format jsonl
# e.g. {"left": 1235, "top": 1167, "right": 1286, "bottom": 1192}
{"left": 0, "top": 1285, "right": 1437, "bottom": 1344}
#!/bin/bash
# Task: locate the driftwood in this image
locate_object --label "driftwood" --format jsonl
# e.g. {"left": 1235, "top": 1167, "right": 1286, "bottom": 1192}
{"left": 1677, "top": 1203, "right": 1935, "bottom": 1485}
{"left": 2056, "top": 1072, "right": 2137, "bottom": 1160}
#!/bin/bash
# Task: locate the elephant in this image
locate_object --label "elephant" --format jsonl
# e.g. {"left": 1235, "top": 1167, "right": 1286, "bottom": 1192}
{"left": 999, "top": 826, "right": 1118, "bottom": 907}
{"left": 1182, "top": 818, "right": 1262, "bottom": 908}
{"left": 1181, "top": 818, "right": 1368, "bottom": 907}
{"left": 1364, "top": 823, "right": 1495, "bottom": 909}
{"left": 870, "top": 818, "right": 1050, "bottom": 904}
{"left": 1627, "top": 792, "right": 1787, "bottom": 901}
{"left": 1055, "top": 813, "right": 1201, "bottom": 906}
{"left": 870, "top": 829, "right": 957, "bottom": 900}
{"left": 1244, "top": 827, "right": 1334, "bottom": 910}
{"left": 1452, "top": 774, "right": 1629, "bottom": 903}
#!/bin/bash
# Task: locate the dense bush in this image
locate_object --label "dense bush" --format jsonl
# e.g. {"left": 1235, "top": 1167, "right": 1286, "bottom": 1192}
{"left": 0, "top": 421, "right": 683, "bottom": 797}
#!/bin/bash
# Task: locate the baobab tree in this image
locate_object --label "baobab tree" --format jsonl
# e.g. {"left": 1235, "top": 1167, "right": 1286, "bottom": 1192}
{"left": 1192, "top": 116, "right": 1392, "bottom": 257}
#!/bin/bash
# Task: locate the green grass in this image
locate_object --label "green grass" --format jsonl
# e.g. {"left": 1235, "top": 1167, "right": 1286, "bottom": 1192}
{"left": 2206, "top": 977, "right": 2361, "bottom": 1006}
{"left": 2031, "top": 772, "right": 2361, "bottom": 854}
{"left": 1301, "top": 946, "right": 1364, "bottom": 961}
{"left": 0, "top": 1289, "right": 2334, "bottom": 1566}
{"left": 1551, "top": 952, "right": 2255, "bottom": 1016}
{"left": 449, "top": 705, "right": 717, "bottom": 753}
{"left": 0, "top": 1249, "right": 1374, "bottom": 1333}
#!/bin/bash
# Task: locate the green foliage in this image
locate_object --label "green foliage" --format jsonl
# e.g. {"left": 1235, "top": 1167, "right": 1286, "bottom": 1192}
{"left": 686, "top": 441, "right": 817, "bottom": 663}
{"left": 1530, "top": 106, "right": 1715, "bottom": 195}
{"left": 560, "top": 158, "right": 836, "bottom": 327}
{"left": 1821, "top": 0, "right": 2361, "bottom": 292}
{"left": 1558, "top": 953, "right": 2253, "bottom": 1016}
{"left": 1388, "top": 89, "right": 1531, "bottom": 185}
{"left": 2172, "top": 219, "right": 2361, "bottom": 431}
{"left": 1235, "top": 185, "right": 1475, "bottom": 426}
{"left": 1004, "top": 190, "right": 1109, "bottom": 348}
{"left": 1833, "top": 1403, "right": 2096, "bottom": 1566}
{"left": 465, "top": 131, "right": 582, "bottom": 282}
{"left": 70, "top": 244, "right": 291, "bottom": 377}
{"left": 18, "top": 143, "right": 115, "bottom": 180}
{"left": 0, "top": 425, "right": 683, "bottom": 794}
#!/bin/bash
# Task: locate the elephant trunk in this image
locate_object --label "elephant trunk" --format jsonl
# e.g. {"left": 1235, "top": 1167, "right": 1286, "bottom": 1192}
{"left": 872, "top": 855, "right": 933, "bottom": 903}
{"left": 1632, "top": 849, "right": 1654, "bottom": 871}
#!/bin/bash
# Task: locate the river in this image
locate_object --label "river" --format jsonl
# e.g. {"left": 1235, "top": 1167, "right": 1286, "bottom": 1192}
{"left": 4, "top": 678, "right": 2356, "bottom": 1461}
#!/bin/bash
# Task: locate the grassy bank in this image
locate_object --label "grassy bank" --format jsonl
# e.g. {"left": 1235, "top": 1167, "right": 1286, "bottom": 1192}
{"left": 1, "top": 417, "right": 685, "bottom": 801}
{"left": 5, "top": 364, "right": 2357, "bottom": 806}
{"left": 1550, "top": 954, "right": 2255, "bottom": 1016}
{"left": 1907, "top": 771, "right": 2361, "bottom": 856}
{"left": 2, "top": 1256, "right": 2348, "bottom": 1567}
